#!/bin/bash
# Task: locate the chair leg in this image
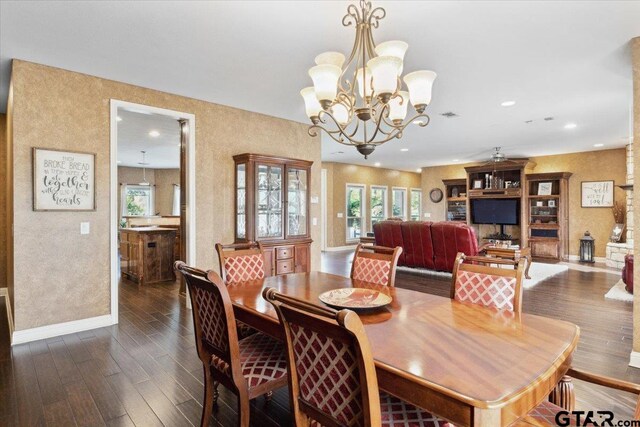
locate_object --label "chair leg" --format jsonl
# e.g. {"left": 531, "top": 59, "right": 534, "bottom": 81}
{"left": 201, "top": 368, "right": 217, "bottom": 427}
{"left": 265, "top": 390, "right": 273, "bottom": 402}
{"left": 237, "top": 392, "right": 251, "bottom": 427}
{"left": 549, "top": 375, "right": 575, "bottom": 411}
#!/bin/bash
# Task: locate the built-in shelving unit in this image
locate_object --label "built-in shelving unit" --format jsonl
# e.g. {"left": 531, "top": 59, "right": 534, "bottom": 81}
{"left": 443, "top": 178, "right": 467, "bottom": 221}
{"left": 525, "top": 172, "right": 572, "bottom": 260}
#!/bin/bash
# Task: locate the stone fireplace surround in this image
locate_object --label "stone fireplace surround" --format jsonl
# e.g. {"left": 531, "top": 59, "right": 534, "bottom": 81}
{"left": 606, "top": 142, "right": 634, "bottom": 269}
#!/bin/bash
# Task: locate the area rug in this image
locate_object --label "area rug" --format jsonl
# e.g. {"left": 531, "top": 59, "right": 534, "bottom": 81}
{"left": 397, "top": 262, "right": 568, "bottom": 290}
{"left": 604, "top": 279, "right": 633, "bottom": 302}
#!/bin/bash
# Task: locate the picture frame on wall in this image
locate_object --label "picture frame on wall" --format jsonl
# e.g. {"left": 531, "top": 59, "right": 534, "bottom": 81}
{"left": 581, "top": 180, "right": 614, "bottom": 208}
{"left": 32, "top": 147, "right": 96, "bottom": 211}
{"left": 473, "top": 179, "right": 483, "bottom": 189}
{"left": 537, "top": 182, "right": 553, "bottom": 196}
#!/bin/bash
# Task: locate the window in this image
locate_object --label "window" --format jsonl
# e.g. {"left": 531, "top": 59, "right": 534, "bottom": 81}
{"left": 410, "top": 189, "right": 422, "bottom": 221}
{"left": 122, "top": 185, "right": 154, "bottom": 216}
{"left": 370, "top": 185, "right": 387, "bottom": 229}
{"left": 172, "top": 185, "right": 180, "bottom": 216}
{"left": 392, "top": 187, "right": 407, "bottom": 220}
{"left": 346, "top": 184, "right": 365, "bottom": 241}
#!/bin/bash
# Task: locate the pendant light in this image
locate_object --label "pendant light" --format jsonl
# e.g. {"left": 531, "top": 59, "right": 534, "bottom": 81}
{"left": 138, "top": 151, "right": 150, "bottom": 186}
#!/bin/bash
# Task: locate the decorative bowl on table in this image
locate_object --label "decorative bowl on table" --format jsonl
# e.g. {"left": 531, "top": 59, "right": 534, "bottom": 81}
{"left": 318, "top": 288, "right": 392, "bottom": 310}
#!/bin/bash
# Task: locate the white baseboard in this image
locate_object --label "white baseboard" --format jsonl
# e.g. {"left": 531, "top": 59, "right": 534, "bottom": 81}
{"left": 323, "top": 245, "right": 357, "bottom": 252}
{"left": 567, "top": 255, "right": 607, "bottom": 263}
{"left": 630, "top": 351, "right": 640, "bottom": 369}
{"left": 11, "top": 314, "right": 116, "bottom": 345}
{"left": 0, "top": 288, "right": 14, "bottom": 343}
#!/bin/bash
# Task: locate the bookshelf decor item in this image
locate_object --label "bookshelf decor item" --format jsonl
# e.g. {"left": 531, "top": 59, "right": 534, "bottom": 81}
{"left": 537, "top": 182, "right": 553, "bottom": 196}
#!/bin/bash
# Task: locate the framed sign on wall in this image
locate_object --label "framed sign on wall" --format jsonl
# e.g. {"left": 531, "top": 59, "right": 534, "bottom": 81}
{"left": 581, "top": 180, "right": 614, "bottom": 208}
{"left": 33, "top": 147, "right": 96, "bottom": 211}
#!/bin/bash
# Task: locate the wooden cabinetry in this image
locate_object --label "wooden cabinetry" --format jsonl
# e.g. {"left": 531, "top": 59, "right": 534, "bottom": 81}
{"left": 120, "top": 227, "right": 176, "bottom": 285}
{"left": 233, "top": 153, "right": 313, "bottom": 276}
{"left": 442, "top": 179, "right": 467, "bottom": 221}
{"left": 525, "top": 172, "right": 572, "bottom": 260}
{"left": 464, "top": 160, "right": 535, "bottom": 245}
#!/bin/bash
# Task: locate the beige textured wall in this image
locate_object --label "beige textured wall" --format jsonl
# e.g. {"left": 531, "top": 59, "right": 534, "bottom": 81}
{"left": 0, "top": 113, "right": 6, "bottom": 289}
{"left": 10, "top": 60, "right": 321, "bottom": 331}
{"left": 322, "top": 162, "right": 421, "bottom": 248}
{"left": 631, "top": 36, "right": 640, "bottom": 354}
{"left": 154, "top": 168, "right": 180, "bottom": 216}
{"left": 420, "top": 148, "right": 627, "bottom": 257}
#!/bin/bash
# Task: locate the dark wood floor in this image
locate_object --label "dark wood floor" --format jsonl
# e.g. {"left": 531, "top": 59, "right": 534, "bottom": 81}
{"left": 0, "top": 251, "right": 637, "bottom": 426}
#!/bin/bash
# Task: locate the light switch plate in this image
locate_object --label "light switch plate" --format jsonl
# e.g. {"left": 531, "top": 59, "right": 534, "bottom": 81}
{"left": 311, "top": 196, "right": 319, "bottom": 204}
{"left": 80, "top": 222, "right": 90, "bottom": 234}
{"left": 337, "top": 212, "right": 344, "bottom": 218}
{"left": 312, "top": 217, "right": 318, "bottom": 226}
{"left": 424, "top": 212, "right": 431, "bottom": 218}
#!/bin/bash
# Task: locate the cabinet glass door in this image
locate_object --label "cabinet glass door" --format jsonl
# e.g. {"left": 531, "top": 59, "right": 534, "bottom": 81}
{"left": 287, "top": 168, "right": 307, "bottom": 237}
{"left": 236, "top": 163, "right": 247, "bottom": 239}
{"left": 257, "top": 164, "right": 283, "bottom": 239}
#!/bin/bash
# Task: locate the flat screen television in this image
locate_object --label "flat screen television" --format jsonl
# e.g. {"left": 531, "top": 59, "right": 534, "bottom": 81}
{"left": 471, "top": 198, "right": 519, "bottom": 225}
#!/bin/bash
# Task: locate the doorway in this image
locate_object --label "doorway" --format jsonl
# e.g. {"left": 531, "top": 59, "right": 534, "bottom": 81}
{"left": 109, "top": 100, "right": 196, "bottom": 322}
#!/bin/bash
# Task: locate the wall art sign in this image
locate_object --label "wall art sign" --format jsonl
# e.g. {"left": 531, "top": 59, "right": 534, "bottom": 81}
{"left": 33, "top": 147, "right": 96, "bottom": 211}
{"left": 581, "top": 180, "right": 614, "bottom": 208}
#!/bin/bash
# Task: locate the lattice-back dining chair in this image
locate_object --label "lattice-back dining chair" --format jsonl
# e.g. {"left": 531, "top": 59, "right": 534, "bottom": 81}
{"left": 512, "top": 367, "right": 640, "bottom": 425}
{"left": 175, "top": 261, "right": 288, "bottom": 427}
{"left": 450, "top": 252, "right": 525, "bottom": 313}
{"left": 350, "top": 244, "right": 403, "bottom": 287}
{"left": 216, "top": 241, "right": 267, "bottom": 284}
{"left": 263, "top": 287, "right": 453, "bottom": 427}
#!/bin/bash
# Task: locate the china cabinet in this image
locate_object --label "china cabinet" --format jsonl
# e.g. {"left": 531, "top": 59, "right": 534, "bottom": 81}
{"left": 233, "top": 153, "right": 313, "bottom": 276}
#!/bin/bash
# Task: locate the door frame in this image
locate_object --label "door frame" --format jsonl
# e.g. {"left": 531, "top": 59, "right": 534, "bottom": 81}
{"left": 109, "top": 100, "right": 197, "bottom": 321}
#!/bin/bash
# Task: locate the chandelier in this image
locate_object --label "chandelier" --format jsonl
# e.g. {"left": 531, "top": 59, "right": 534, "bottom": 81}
{"left": 300, "top": 0, "right": 437, "bottom": 159}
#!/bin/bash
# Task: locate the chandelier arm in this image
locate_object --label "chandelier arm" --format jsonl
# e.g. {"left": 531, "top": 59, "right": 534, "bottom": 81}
{"left": 339, "top": 25, "right": 362, "bottom": 94}
{"left": 368, "top": 6, "right": 386, "bottom": 29}
{"left": 342, "top": 3, "right": 362, "bottom": 27}
{"left": 311, "top": 124, "right": 361, "bottom": 147}
{"left": 345, "top": 119, "right": 361, "bottom": 138}
{"left": 315, "top": 109, "right": 366, "bottom": 145}
{"left": 365, "top": 103, "right": 390, "bottom": 143}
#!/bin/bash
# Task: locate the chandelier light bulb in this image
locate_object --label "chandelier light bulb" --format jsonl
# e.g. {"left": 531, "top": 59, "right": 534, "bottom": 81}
{"left": 367, "top": 56, "right": 402, "bottom": 102}
{"left": 388, "top": 91, "right": 410, "bottom": 123}
{"left": 331, "top": 102, "right": 350, "bottom": 126}
{"left": 300, "top": 87, "right": 322, "bottom": 121}
{"left": 375, "top": 40, "right": 408, "bottom": 74}
{"left": 355, "top": 67, "right": 373, "bottom": 100}
{"left": 314, "top": 51, "right": 346, "bottom": 68}
{"left": 309, "top": 64, "right": 342, "bottom": 109}
{"left": 403, "top": 70, "right": 437, "bottom": 112}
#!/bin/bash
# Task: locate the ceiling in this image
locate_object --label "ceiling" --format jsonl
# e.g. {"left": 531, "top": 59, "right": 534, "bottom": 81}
{"left": 116, "top": 109, "right": 180, "bottom": 169}
{"left": 1, "top": 1, "right": 638, "bottom": 171}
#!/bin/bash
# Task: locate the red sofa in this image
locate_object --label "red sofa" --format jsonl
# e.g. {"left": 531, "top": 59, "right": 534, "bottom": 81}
{"left": 373, "top": 220, "right": 480, "bottom": 272}
{"left": 623, "top": 254, "right": 633, "bottom": 294}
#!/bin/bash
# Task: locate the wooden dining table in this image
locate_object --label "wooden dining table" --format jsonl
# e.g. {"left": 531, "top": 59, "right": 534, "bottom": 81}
{"left": 226, "top": 271, "right": 580, "bottom": 427}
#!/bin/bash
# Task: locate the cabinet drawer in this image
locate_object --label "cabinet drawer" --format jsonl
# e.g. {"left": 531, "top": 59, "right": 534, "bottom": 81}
{"left": 276, "top": 246, "right": 294, "bottom": 260}
{"left": 276, "top": 259, "right": 294, "bottom": 275}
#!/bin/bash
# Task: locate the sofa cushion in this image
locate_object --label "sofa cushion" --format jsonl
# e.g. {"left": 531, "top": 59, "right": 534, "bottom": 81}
{"left": 373, "top": 221, "right": 406, "bottom": 265}
{"left": 623, "top": 254, "right": 634, "bottom": 294}
{"left": 400, "top": 221, "right": 434, "bottom": 269}
{"left": 431, "top": 222, "right": 479, "bottom": 272}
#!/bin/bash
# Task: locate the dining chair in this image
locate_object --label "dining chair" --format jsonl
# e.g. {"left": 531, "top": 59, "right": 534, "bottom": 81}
{"left": 263, "top": 287, "right": 453, "bottom": 427}
{"left": 216, "top": 241, "right": 267, "bottom": 338}
{"left": 216, "top": 241, "right": 267, "bottom": 284}
{"left": 512, "top": 368, "right": 640, "bottom": 425}
{"left": 350, "top": 244, "right": 403, "bottom": 287}
{"left": 175, "top": 261, "right": 288, "bottom": 427}
{"left": 450, "top": 252, "right": 525, "bottom": 312}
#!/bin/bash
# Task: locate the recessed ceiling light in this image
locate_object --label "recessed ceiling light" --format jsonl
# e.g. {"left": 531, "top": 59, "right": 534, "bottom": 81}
{"left": 501, "top": 101, "right": 516, "bottom": 107}
{"left": 452, "top": 159, "right": 459, "bottom": 162}
{"left": 149, "top": 130, "right": 160, "bottom": 137}
{"left": 401, "top": 148, "right": 409, "bottom": 152}
{"left": 564, "top": 123, "right": 577, "bottom": 129}
{"left": 374, "top": 162, "right": 381, "bottom": 167}
{"left": 594, "top": 143, "right": 604, "bottom": 147}
{"left": 416, "top": 168, "right": 422, "bottom": 173}
{"left": 117, "top": 160, "right": 122, "bottom": 164}
{"left": 177, "top": 144, "right": 181, "bottom": 147}
{"left": 116, "top": 116, "right": 122, "bottom": 122}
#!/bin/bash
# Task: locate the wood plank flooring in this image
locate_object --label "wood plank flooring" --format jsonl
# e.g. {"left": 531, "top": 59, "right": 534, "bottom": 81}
{"left": 0, "top": 252, "right": 637, "bottom": 426}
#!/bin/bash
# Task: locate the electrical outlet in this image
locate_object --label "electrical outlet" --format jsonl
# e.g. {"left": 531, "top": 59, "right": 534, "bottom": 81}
{"left": 311, "top": 196, "right": 319, "bottom": 204}
{"left": 424, "top": 212, "right": 431, "bottom": 218}
{"left": 80, "top": 222, "right": 90, "bottom": 234}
